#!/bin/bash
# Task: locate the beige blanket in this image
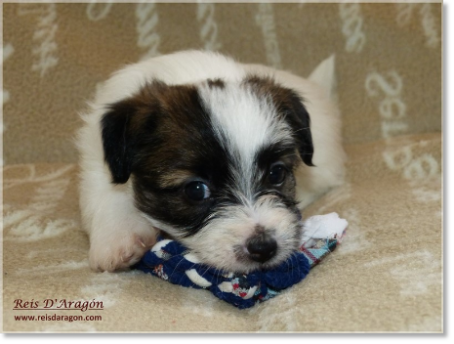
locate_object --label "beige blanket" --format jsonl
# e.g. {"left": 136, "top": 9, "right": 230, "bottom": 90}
{"left": 2, "top": 2, "right": 442, "bottom": 332}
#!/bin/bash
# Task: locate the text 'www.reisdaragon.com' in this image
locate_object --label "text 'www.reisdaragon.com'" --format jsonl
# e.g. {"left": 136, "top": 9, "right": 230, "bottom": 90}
{"left": 14, "top": 314, "right": 102, "bottom": 323}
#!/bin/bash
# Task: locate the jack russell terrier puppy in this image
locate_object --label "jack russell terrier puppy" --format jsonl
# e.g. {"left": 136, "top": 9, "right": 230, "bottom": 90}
{"left": 76, "top": 50, "right": 345, "bottom": 273}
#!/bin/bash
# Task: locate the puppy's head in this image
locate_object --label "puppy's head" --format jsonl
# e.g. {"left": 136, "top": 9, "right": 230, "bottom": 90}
{"left": 101, "top": 76, "right": 314, "bottom": 272}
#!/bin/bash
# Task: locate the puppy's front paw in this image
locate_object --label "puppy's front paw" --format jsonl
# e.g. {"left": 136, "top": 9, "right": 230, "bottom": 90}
{"left": 89, "top": 232, "right": 157, "bottom": 272}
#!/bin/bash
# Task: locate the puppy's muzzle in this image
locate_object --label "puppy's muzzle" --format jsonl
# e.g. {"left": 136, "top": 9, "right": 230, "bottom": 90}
{"left": 246, "top": 231, "right": 277, "bottom": 263}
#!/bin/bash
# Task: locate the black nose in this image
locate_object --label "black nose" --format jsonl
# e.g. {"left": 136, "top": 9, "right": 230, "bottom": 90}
{"left": 246, "top": 233, "right": 277, "bottom": 263}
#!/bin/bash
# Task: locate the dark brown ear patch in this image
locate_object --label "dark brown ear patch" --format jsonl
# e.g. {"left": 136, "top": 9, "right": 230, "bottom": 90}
{"left": 243, "top": 75, "right": 314, "bottom": 166}
{"left": 101, "top": 81, "right": 202, "bottom": 184}
{"left": 101, "top": 80, "right": 229, "bottom": 188}
{"left": 101, "top": 99, "right": 148, "bottom": 184}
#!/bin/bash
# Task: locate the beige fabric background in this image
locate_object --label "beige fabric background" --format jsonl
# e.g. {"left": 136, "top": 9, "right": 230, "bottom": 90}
{"left": 2, "top": 2, "right": 442, "bottom": 333}
{"left": 3, "top": 2, "right": 441, "bottom": 164}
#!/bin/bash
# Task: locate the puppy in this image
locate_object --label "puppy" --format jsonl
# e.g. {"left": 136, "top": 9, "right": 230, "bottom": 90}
{"left": 77, "top": 50, "right": 345, "bottom": 273}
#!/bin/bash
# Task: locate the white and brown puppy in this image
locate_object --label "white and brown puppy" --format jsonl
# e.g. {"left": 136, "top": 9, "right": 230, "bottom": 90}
{"left": 77, "top": 50, "right": 345, "bottom": 273}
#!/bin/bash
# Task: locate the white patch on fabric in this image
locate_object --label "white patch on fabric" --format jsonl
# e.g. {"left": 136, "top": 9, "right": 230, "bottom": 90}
{"left": 151, "top": 239, "right": 172, "bottom": 256}
{"left": 5, "top": 218, "right": 77, "bottom": 242}
{"left": 184, "top": 252, "right": 201, "bottom": 264}
{"left": 185, "top": 269, "right": 212, "bottom": 288}
{"left": 14, "top": 260, "right": 88, "bottom": 276}
{"left": 30, "top": 178, "right": 71, "bottom": 213}
{"left": 243, "top": 286, "right": 258, "bottom": 299}
{"left": 218, "top": 281, "right": 233, "bottom": 293}
{"left": 3, "top": 209, "right": 35, "bottom": 228}
{"left": 3, "top": 164, "right": 74, "bottom": 190}
{"left": 410, "top": 175, "right": 441, "bottom": 203}
{"left": 3, "top": 165, "right": 75, "bottom": 241}
{"left": 217, "top": 281, "right": 257, "bottom": 299}
{"left": 364, "top": 250, "right": 441, "bottom": 296}
{"left": 336, "top": 208, "right": 370, "bottom": 255}
{"left": 81, "top": 272, "right": 132, "bottom": 309}
{"left": 26, "top": 247, "right": 81, "bottom": 259}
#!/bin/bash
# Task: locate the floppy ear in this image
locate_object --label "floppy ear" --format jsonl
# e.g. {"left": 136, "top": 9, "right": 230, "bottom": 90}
{"left": 101, "top": 81, "right": 165, "bottom": 183}
{"left": 279, "top": 90, "right": 314, "bottom": 167}
{"left": 101, "top": 100, "right": 138, "bottom": 184}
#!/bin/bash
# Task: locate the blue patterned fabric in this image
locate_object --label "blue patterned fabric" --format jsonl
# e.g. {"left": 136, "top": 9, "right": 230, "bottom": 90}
{"left": 134, "top": 238, "right": 338, "bottom": 309}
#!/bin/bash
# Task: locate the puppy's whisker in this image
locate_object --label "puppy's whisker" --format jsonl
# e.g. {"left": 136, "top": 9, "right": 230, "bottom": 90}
{"left": 292, "top": 126, "right": 310, "bottom": 133}
{"left": 168, "top": 256, "right": 186, "bottom": 279}
{"left": 171, "top": 256, "right": 203, "bottom": 282}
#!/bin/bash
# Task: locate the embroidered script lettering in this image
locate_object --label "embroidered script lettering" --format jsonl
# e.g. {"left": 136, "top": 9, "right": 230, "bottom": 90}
{"left": 365, "top": 71, "right": 407, "bottom": 139}
{"left": 339, "top": 2, "right": 366, "bottom": 53}
{"left": 86, "top": 1, "right": 113, "bottom": 21}
{"left": 135, "top": 2, "right": 161, "bottom": 61}
{"left": 18, "top": 4, "right": 59, "bottom": 77}
{"left": 255, "top": 3, "right": 282, "bottom": 69}
{"left": 2, "top": 43, "right": 14, "bottom": 104}
{"left": 197, "top": 3, "right": 222, "bottom": 51}
{"left": 396, "top": 3, "right": 440, "bottom": 48}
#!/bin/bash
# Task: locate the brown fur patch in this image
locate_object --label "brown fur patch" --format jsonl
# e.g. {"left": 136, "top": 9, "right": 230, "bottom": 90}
{"left": 242, "top": 75, "right": 294, "bottom": 114}
{"left": 242, "top": 74, "right": 314, "bottom": 166}
{"left": 122, "top": 81, "right": 237, "bottom": 234}
{"left": 117, "top": 80, "right": 208, "bottom": 174}
{"left": 102, "top": 80, "right": 215, "bottom": 185}
{"left": 207, "top": 78, "right": 225, "bottom": 89}
{"left": 158, "top": 169, "right": 195, "bottom": 188}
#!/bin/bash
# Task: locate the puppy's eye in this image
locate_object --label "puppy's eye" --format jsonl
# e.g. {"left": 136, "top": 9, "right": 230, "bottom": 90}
{"left": 185, "top": 181, "right": 211, "bottom": 201}
{"left": 268, "top": 163, "right": 287, "bottom": 186}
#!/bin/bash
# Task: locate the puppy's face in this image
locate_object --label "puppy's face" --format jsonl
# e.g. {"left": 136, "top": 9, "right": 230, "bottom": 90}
{"left": 101, "top": 76, "right": 314, "bottom": 273}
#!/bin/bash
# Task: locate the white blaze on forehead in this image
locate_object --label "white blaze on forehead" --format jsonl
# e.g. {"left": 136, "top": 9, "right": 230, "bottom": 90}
{"left": 199, "top": 83, "right": 291, "bottom": 198}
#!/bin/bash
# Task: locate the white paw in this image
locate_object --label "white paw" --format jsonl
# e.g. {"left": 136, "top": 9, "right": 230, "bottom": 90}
{"left": 89, "top": 230, "right": 157, "bottom": 272}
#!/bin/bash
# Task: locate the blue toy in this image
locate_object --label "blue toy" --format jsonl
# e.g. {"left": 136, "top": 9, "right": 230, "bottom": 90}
{"left": 134, "top": 213, "right": 347, "bottom": 309}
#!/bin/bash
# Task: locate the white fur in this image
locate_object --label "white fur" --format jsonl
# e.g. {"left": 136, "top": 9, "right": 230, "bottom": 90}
{"left": 77, "top": 50, "right": 345, "bottom": 272}
{"left": 199, "top": 83, "right": 292, "bottom": 201}
{"left": 243, "top": 59, "right": 346, "bottom": 208}
{"left": 185, "top": 195, "right": 301, "bottom": 273}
